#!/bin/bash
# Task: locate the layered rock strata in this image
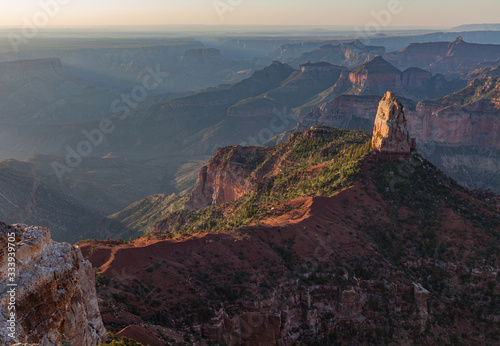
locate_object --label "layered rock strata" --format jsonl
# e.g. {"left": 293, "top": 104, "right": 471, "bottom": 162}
{"left": 0, "top": 222, "right": 106, "bottom": 345}
{"left": 372, "top": 91, "right": 414, "bottom": 154}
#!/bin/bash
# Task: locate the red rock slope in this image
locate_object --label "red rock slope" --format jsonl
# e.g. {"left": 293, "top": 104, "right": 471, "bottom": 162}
{"left": 81, "top": 154, "right": 500, "bottom": 344}
{"left": 80, "top": 94, "right": 500, "bottom": 345}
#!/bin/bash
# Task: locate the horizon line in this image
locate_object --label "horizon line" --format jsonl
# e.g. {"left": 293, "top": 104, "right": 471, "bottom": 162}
{"left": 0, "top": 24, "right": 474, "bottom": 29}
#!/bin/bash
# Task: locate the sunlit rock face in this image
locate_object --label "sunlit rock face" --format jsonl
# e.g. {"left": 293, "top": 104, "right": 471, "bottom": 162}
{"left": 0, "top": 222, "right": 106, "bottom": 345}
{"left": 372, "top": 91, "right": 413, "bottom": 154}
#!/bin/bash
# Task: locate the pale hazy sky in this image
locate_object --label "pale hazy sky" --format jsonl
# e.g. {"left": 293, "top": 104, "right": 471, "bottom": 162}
{"left": 0, "top": 0, "right": 499, "bottom": 28}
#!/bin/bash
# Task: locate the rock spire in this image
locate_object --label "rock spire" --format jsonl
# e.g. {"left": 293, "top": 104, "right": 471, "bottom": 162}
{"left": 372, "top": 91, "right": 414, "bottom": 154}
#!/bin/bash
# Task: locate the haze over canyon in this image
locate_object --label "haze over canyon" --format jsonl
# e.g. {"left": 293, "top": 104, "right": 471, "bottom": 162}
{"left": 0, "top": 2, "right": 499, "bottom": 344}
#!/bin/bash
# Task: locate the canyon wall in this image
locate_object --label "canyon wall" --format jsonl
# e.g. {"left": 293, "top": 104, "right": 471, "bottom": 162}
{"left": 185, "top": 146, "right": 264, "bottom": 209}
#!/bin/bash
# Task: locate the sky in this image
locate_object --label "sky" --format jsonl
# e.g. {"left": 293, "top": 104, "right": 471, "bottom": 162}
{"left": 0, "top": 0, "right": 499, "bottom": 28}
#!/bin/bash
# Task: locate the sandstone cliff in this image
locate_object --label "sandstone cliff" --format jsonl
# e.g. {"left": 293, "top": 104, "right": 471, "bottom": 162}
{"left": 185, "top": 145, "right": 267, "bottom": 210}
{"left": 409, "top": 77, "right": 500, "bottom": 191}
{"left": 345, "top": 56, "right": 465, "bottom": 101}
{"left": 0, "top": 222, "right": 106, "bottom": 345}
{"left": 302, "top": 78, "right": 500, "bottom": 151}
{"left": 184, "top": 126, "right": 367, "bottom": 211}
{"left": 411, "top": 77, "right": 500, "bottom": 148}
{"left": 349, "top": 56, "right": 403, "bottom": 95}
{"left": 300, "top": 77, "right": 500, "bottom": 192}
{"left": 372, "top": 91, "right": 414, "bottom": 154}
{"left": 468, "top": 62, "right": 500, "bottom": 80}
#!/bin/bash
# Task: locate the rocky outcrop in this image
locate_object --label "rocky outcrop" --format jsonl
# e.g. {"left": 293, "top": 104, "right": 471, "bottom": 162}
{"left": 303, "top": 77, "right": 500, "bottom": 191}
{"left": 411, "top": 77, "right": 500, "bottom": 150}
{"left": 372, "top": 92, "right": 414, "bottom": 154}
{"left": 0, "top": 222, "right": 106, "bottom": 345}
{"left": 349, "top": 56, "right": 403, "bottom": 95}
{"left": 302, "top": 77, "right": 499, "bottom": 151}
{"left": 414, "top": 98, "right": 500, "bottom": 150}
{"left": 468, "top": 62, "right": 500, "bottom": 80}
{"left": 345, "top": 56, "right": 465, "bottom": 101}
{"left": 185, "top": 146, "right": 263, "bottom": 209}
{"left": 412, "top": 283, "right": 430, "bottom": 333}
{"left": 185, "top": 127, "right": 349, "bottom": 210}
{"left": 409, "top": 77, "right": 500, "bottom": 191}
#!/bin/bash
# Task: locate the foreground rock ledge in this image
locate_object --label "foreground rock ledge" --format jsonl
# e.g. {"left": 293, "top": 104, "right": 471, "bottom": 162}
{"left": 0, "top": 222, "right": 106, "bottom": 345}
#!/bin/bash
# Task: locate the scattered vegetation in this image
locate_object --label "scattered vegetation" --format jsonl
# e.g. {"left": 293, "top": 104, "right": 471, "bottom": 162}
{"left": 100, "top": 333, "right": 143, "bottom": 345}
{"left": 93, "top": 126, "right": 500, "bottom": 345}
{"left": 154, "top": 127, "right": 372, "bottom": 235}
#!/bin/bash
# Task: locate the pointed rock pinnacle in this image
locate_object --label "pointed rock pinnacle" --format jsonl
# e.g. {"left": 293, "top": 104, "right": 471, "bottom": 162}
{"left": 372, "top": 91, "right": 414, "bottom": 154}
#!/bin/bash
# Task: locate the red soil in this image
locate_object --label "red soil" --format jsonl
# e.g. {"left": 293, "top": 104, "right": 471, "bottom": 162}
{"left": 78, "top": 159, "right": 500, "bottom": 343}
